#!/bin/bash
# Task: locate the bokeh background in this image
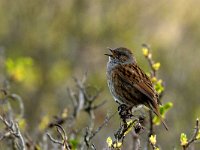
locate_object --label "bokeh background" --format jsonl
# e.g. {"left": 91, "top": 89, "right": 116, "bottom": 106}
{"left": 0, "top": 0, "right": 200, "bottom": 149}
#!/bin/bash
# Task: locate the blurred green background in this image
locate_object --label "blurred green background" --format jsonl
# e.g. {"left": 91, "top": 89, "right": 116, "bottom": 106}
{"left": 0, "top": 0, "right": 200, "bottom": 149}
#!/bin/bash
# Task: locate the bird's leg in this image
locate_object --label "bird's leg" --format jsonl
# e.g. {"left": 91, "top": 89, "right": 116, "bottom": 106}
{"left": 118, "top": 104, "right": 133, "bottom": 122}
{"left": 132, "top": 105, "right": 143, "bottom": 113}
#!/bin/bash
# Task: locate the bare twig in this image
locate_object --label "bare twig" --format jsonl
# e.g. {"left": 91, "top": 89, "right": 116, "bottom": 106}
{"left": 47, "top": 133, "right": 63, "bottom": 145}
{"left": 148, "top": 111, "right": 154, "bottom": 137}
{"left": 83, "top": 112, "right": 116, "bottom": 150}
{"left": 111, "top": 118, "right": 143, "bottom": 149}
{"left": 92, "top": 111, "right": 117, "bottom": 139}
{"left": 132, "top": 129, "right": 141, "bottom": 150}
{"left": 68, "top": 75, "right": 104, "bottom": 120}
{"left": 85, "top": 111, "right": 117, "bottom": 149}
{"left": 67, "top": 75, "right": 106, "bottom": 149}
{"left": 47, "top": 75, "right": 107, "bottom": 149}
{"left": 182, "top": 119, "right": 199, "bottom": 150}
{"left": 150, "top": 142, "right": 158, "bottom": 150}
{"left": 47, "top": 124, "right": 71, "bottom": 150}
{"left": 0, "top": 115, "right": 25, "bottom": 150}
{"left": 9, "top": 94, "right": 24, "bottom": 119}
{"left": 0, "top": 86, "right": 25, "bottom": 122}
{"left": 92, "top": 100, "right": 107, "bottom": 110}
{"left": 187, "top": 119, "right": 199, "bottom": 145}
{"left": 48, "top": 108, "right": 68, "bottom": 128}
{"left": 25, "top": 133, "right": 40, "bottom": 150}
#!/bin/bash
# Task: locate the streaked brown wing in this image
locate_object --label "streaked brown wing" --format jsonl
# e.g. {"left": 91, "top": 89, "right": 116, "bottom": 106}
{"left": 113, "top": 64, "right": 157, "bottom": 104}
{"left": 111, "top": 67, "right": 142, "bottom": 105}
{"left": 111, "top": 63, "right": 168, "bottom": 130}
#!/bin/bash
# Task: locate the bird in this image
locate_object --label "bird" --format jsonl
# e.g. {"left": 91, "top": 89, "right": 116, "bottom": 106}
{"left": 105, "top": 47, "right": 168, "bottom": 130}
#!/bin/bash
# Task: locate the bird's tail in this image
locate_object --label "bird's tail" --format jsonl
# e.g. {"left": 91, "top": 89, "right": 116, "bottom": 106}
{"left": 149, "top": 102, "right": 169, "bottom": 131}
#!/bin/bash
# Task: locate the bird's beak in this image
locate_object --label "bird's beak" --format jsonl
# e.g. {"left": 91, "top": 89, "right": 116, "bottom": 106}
{"left": 104, "top": 48, "right": 114, "bottom": 57}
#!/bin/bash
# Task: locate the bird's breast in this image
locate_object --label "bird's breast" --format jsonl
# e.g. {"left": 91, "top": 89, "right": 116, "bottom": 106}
{"left": 106, "top": 65, "right": 124, "bottom": 104}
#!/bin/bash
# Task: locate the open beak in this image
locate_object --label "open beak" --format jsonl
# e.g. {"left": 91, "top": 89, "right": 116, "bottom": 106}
{"left": 104, "top": 48, "right": 114, "bottom": 57}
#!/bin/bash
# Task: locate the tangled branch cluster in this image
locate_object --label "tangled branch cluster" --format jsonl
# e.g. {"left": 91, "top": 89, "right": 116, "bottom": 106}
{"left": 0, "top": 45, "right": 199, "bottom": 150}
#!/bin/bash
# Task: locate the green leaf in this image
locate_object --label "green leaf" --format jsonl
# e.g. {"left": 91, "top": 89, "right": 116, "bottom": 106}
{"left": 113, "top": 142, "right": 122, "bottom": 148}
{"left": 160, "top": 102, "right": 173, "bottom": 115}
{"left": 153, "top": 102, "right": 173, "bottom": 125}
{"left": 69, "top": 139, "right": 79, "bottom": 149}
{"left": 106, "top": 137, "right": 112, "bottom": 147}
{"left": 154, "top": 80, "right": 164, "bottom": 94}
{"left": 149, "top": 134, "right": 157, "bottom": 145}
{"left": 152, "top": 62, "right": 161, "bottom": 71}
{"left": 142, "top": 47, "right": 149, "bottom": 56}
{"left": 180, "top": 133, "right": 188, "bottom": 146}
{"left": 5, "top": 57, "right": 34, "bottom": 82}
{"left": 196, "top": 130, "right": 200, "bottom": 140}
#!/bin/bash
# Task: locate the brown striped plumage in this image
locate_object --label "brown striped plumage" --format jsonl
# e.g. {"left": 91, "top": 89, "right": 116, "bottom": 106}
{"left": 105, "top": 47, "right": 168, "bottom": 130}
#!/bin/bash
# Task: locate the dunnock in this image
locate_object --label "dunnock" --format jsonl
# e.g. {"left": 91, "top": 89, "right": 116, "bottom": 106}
{"left": 105, "top": 47, "right": 168, "bottom": 130}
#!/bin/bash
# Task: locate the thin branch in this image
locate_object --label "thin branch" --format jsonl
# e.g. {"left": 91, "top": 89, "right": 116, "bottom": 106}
{"left": 92, "top": 100, "right": 107, "bottom": 110}
{"left": 83, "top": 112, "right": 117, "bottom": 150}
{"left": 90, "top": 111, "right": 117, "bottom": 140}
{"left": 148, "top": 110, "right": 154, "bottom": 136}
{"left": 132, "top": 130, "right": 141, "bottom": 150}
{"left": 0, "top": 115, "right": 25, "bottom": 150}
{"left": 142, "top": 44, "right": 156, "bottom": 77}
{"left": 47, "top": 124, "right": 71, "bottom": 150}
{"left": 9, "top": 94, "right": 24, "bottom": 119}
{"left": 150, "top": 142, "right": 158, "bottom": 150}
{"left": 47, "top": 133, "right": 63, "bottom": 145}
{"left": 188, "top": 119, "right": 199, "bottom": 145}
{"left": 183, "top": 119, "right": 199, "bottom": 149}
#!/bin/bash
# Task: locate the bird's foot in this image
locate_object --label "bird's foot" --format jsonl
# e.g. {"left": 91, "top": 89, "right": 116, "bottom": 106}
{"left": 118, "top": 104, "right": 133, "bottom": 122}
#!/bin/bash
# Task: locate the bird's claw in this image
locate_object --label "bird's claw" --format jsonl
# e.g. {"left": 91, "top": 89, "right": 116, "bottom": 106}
{"left": 118, "top": 104, "right": 133, "bottom": 121}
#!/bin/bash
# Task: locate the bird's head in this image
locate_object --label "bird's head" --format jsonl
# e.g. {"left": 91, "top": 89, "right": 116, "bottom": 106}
{"left": 105, "top": 47, "right": 136, "bottom": 64}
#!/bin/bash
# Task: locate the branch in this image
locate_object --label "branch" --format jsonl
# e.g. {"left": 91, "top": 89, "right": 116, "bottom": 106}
{"left": 142, "top": 44, "right": 156, "bottom": 76}
{"left": 46, "top": 124, "right": 71, "bottom": 150}
{"left": 47, "top": 133, "right": 63, "bottom": 145}
{"left": 9, "top": 94, "right": 25, "bottom": 119}
{"left": 187, "top": 119, "right": 199, "bottom": 146}
{"left": 182, "top": 119, "right": 200, "bottom": 149}
{"left": 131, "top": 129, "right": 141, "bottom": 150}
{"left": 92, "top": 112, "right": 117, "bottom": 139}
{"left": 83, "top": 112, "right": 116, "bottom": 149}
{"left": 0, "top": 115, "right": 25, "bottom": 150}
{"left": 148, "top": 111, "right": 154, "bottom": 137}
